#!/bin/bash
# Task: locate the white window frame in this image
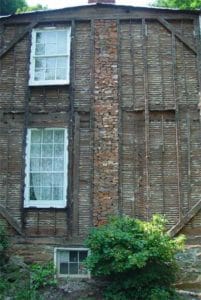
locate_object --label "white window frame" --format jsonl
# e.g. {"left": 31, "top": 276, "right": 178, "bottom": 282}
{"left": 24, "top": 128, "right": 68, "bottom": 208}
{"left": 29, "top": 27, "right": 71, "bottom": 86}
{"left": 54, "top": 247, "right": 90, "bottom": 278}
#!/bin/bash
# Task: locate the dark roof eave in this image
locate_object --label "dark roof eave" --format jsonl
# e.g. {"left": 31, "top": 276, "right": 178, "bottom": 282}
{"left": 1, "top": 3, "right": 200, "bottom": 21}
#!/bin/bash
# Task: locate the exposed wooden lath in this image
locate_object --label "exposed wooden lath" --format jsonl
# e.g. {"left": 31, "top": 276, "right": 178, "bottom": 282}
{"left": 168, "top": 200, "right": 201, "bottom": 237}
{"left": 0, "top": 205, "right": 24, "bottom": 236}
{"left": 157, "top": 17, "right": 197, "bottom": 54}
{"left": 0, "top": 21, "right": 38, "bottom": 59}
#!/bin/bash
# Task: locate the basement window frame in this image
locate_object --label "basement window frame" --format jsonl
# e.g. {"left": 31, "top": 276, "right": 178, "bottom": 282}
{"left": 54, "top": 247, "right": 90, "bottom": 278}
{"left": 29, "top": 26, "right": 71, "bottom": 86}
{"left": 24, "top": 128, "right": 68, "bottom": 208}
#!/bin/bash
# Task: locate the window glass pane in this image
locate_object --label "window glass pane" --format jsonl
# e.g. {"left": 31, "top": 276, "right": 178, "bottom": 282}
{"left": 30, "top": 144, "right": 41, "bottom": 158}
{"left": 53, "top": 187, "right": 63, "bottom": 200}
{"left": 42, "top": 144, "right": 53, "bottom": 157}
{"left": 35, "top": 44, "right": 45, "bottom": 55}
{"left": 60, "top": 263, "right": 68, "bottom": 274}
{"left": 46, "top": 31, "right": 56, "bottom": 43}
{"left": 46, "top": 43, "right": 57, "bottom": 55}
{"left": 56, "top": 68, "right": 66, "bottom": 80}
{"left": 43, "top": 130, "right": 53, "bottom": 143}
{"left": 79, "top": 251, "right": 88, "bottom": 262}
{"left": 35, "top": 58, "right": 45, "bottom": 69}
{"left": 53, "top": 158, "right": 63, "bottom": 171}
{"left": 54, "top": 130, "right": 64, "bottom": 143}
{"left": 57, "top": 31, "right": 67, "bottom": 53}
{"left": 34, "top": 69, "right": 44, "bottom": 81}
{"left": 53, "top": 173, "right": 63, "bottom": 187}
{"left": 45, "top": 69, "right": 55, "bottom": 80}
{"left": 69, "top": 263, "right": 78, "bottom": 275}
{"left": 30, "top": 158, "right": 40, "bottom": 171}
{"left": 70, "top": 251, "right": 78, "bottom": 262}
{"left": 30, "top": 187, "right": 40, "bottom": 200}
{"left": 41, "top": 187, "right": 52, "bottom": 200}
{"left": 30, "top": 173, "right": 41, "bottom": 187}
{"left": 41, "top": 173, "right": 52, "bottom": 187}
{"left": 36, "top": 32, "right": 45, "bottom": 44}
{"left": 59, "top": 251, "right": 69, "bottom": 262}
{"left": 46, "top": 57, "right": 56, "bottom": 69}
{"left": 57, "top": 57, "right": 66, "bottom": 68}
{"left": 42, "top": 158, "right": 52, "bottom": 171}
{"left": 31, "top": 130, "right": 41, "bottom": 143}
{"left": 54, "top": 144, "right": 64, "bottom": 157}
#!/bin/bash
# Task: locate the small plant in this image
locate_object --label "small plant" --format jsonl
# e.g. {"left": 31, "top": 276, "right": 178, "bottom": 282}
{"left": 0, "top": 222, "right": 9, "bottom": 266}
{"left": 85, "top": 215, "right": 185, "bottom": 300}
{"left": 0, "top": 222, "right": 9, "bottom": 252}
{"left": 31, "top": 261, "right": 57, "bottom": 290}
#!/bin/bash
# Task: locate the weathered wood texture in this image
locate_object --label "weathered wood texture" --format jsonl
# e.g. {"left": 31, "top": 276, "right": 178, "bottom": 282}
{"left": 119, "top": 18, "right": 200, "bottom": 234}
{"left": 0, "top": 20, "right": 93, "bottom": 241}
{"left": 0, "top": 6, "right": 200, "bottom": 247}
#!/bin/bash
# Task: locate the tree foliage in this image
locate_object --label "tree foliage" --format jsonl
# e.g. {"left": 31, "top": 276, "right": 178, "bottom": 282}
{"left": 0, "top": 0, "right": 47, "bottom": 15}
{"left": 0, "top": 0, "right": 26, "bottom": 15}
{"left": 152, "top": 0, "right": 201, "bottom": 9}
{"left": 17, "top": 4, "right": 48, "bottom": 13}
{"left": 85, "top": 215, "right": 185, "bottom": 300}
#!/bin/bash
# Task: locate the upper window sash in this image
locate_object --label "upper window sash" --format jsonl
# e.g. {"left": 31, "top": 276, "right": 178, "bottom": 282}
{"left": 29, "top": 27, "right": 71, "bottom": 86}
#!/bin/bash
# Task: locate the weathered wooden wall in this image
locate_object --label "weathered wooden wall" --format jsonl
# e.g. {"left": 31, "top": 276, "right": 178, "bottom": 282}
{"left": 0, "top": 5, "right": 200, "bottom": 251}
{"left": 119, "top": 18, "right": 200, "bottom": 237}
{"left": 0, "top": 18, "right": 93, "bottom": 243}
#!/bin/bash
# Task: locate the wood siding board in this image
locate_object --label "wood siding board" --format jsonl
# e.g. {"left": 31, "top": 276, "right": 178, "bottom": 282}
{"left": 142, "top": 19, "right": 150, "bottom": 220}
{"left": 88, "top": 19, "right": 94, "bottom": 227}
{"left": 117, "top": 19, "right": 123, "bottom": 215}
{"left": 0, "top": 205, "right": 23, "bottom": 235}
{"left": 74, "top": 21, "right": 91, "bottom": 110}
{"left": 72, "top": 113, "right": 80, "bottom": 236}
{"left": 157, "top": 17, "right": 197, "bottom": 54}
{"left": 0, "top": 21, "right": 38, "bottom": 59}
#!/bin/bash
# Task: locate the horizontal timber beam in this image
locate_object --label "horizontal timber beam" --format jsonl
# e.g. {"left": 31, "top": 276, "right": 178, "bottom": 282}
{"left": 0, "top": 21, "right": 38, "bottom": 59}
{"left": 0, "top": 205, "right": 24, "bottom": 236}
{"left": 157, "top": 17, "right": 197, "bottom": 54}
{"left": 168, "top": 199, "right": 201, "bottom": 237}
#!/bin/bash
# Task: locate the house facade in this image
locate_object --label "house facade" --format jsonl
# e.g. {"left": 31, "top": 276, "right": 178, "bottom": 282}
{"left": 0, "top": 0, "right": 201, "bottom": 280}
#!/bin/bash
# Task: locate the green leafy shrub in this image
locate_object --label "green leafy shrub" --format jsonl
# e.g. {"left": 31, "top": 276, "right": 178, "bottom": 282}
{"left": 85, "top": 215, "right": 185, "bottom": 300}
{"left": 0, "top": 261, "right": 56, "bottom": 299}
{"left": 31, "top": 261, "right": 57, "bottom": 290}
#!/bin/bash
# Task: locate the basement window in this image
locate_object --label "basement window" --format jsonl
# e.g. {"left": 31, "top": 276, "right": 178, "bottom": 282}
{"left": 24, "top": 128, "right": 68, "bottom": 208}
{"left": 29, "top": 27, "right": 71, "bottom": 86}
{"left": 55, "top": 248, "right": 90, "bottom": 278}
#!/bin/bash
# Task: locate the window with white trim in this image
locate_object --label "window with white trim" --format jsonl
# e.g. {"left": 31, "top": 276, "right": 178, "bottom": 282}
{"left": 24, "top": 128, "right": 68, "bottom": 208}
{"left": 55, "top": 248, "right": 89, "bottom": 278}
{"left": 29, "top": 27, "right": 71, "bottom": 86}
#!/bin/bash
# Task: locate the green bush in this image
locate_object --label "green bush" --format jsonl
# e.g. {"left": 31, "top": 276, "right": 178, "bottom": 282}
{"left": 0, "top": 261, "right": 56, "bottom": 299}
{"left": 31, "top": 261, "right": 57, "bottom": 289}
{"left": 85, "top": 215, "right": 185, "bottom": 300}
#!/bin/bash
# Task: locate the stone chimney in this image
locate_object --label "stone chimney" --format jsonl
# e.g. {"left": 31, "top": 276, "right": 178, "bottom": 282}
{"left": 88, "top": 0, "right": 115, "bottom": 4}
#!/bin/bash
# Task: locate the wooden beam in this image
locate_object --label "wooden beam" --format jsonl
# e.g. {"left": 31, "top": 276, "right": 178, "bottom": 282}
{"left": 168, "top": 199, "right": 201, "bottom": 237}
{"left": 157, "top": 17, "right": 197, "bottom": 55}
{"left": 0, "top": 21, "right": 38, "bottom": 59}
{"left": 0, "top": 205, "right": 24, "bottom": 236}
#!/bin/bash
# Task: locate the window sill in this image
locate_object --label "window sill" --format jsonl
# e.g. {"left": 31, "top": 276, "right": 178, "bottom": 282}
{"left": 29, "top": 79, "right": 70, "bottom": 86}
{"left": 24, "top": 201, "right": 66, "bottom": 209}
